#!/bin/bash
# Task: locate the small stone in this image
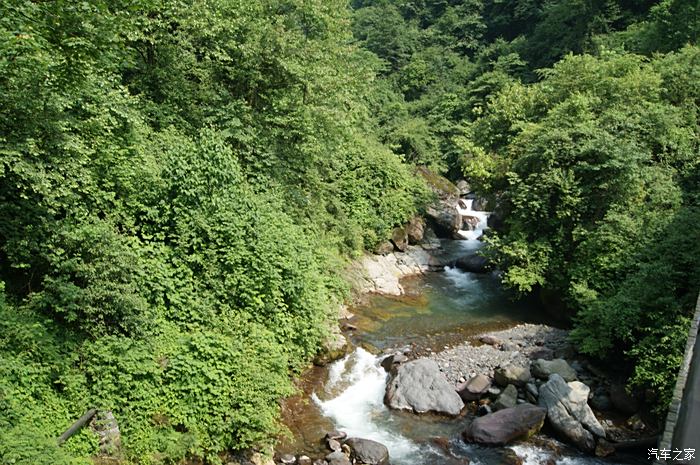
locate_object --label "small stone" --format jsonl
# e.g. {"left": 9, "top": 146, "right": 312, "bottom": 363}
{"left": 280, "top": 454, "right": 296, "bottom": 464}
{"left": 325, "top": 430, "right": 347, "bottom": 441}
{"left": 327, "top": 439, "right": 341, "bottom": 452}
{"left": 297, "top": 456, "right": 311, "bottom": 465}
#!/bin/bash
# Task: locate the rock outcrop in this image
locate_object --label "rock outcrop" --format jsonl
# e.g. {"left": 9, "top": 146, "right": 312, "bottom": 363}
{"left": 463, "top": 403, "right": 547, "bottom": 446}
{"left": 538, "top": 374, "right": 605, "bottom": 452}
{"left": 385, "top": 359, "right": 465, "bottom": 416}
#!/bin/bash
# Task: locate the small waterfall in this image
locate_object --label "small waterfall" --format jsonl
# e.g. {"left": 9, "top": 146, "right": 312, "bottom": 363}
{"left": 456, "top": 198, "right": 489, "bottom": 241}
{"left": 312, "top": 348, "right": 432, "bottom": 463}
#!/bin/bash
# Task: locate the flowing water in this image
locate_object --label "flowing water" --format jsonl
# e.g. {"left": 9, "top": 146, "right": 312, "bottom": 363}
{"left": 279, "top": 202, "right": 644, "bottom": 465}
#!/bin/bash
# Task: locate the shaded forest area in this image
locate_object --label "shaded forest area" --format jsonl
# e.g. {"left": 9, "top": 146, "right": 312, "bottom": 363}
{"left": 0, "top": 0, "right": 698, "bottom": 463}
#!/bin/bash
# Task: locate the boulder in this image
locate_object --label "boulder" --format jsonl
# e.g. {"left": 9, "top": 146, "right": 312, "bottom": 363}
{"left": 385, "top": 359, "right": 465, "bottom": 416}
{"left": 327, "top": 439, "right": 341, "bottom": 452}
{"left": 462, "top": 215, "right": 480, "bottom": 231}
{"left": 538, "top": 374, "right": 605, "bottom": 452}
{"left": 345, "top": 438, "right": 389, "bottom": 465}
{"left": 456, "top": 179, "right": 471, "bottom": 195}
{"left": 493, "top": 384, "right": 518, "bottom": 411}
{"left": 425, "top": 201, "right": 462, "bottom": 239}
{"left": 457, "top": 374, "right": 492, "bottom": 401}
{"left": 325, "top": 451, "right": 346, "bottom": 462}
{"left": 528, "top": 347, "right": 554, "bottom": 361}
{"left": 455, "top": 254, "right": 489, "bottom": 273}
{"left": 463, "top": 403, "right": 547, "bottom": 446}
{"left": 373, "top": 241, "right": 394, "bottom": 256}
{"left": 531, "top": 359, "right": 577, "bottom": 382}
{"left": 280, "top": 455, "right": 296, "bottom": 464}
{"left": 325, "top": 430, "right": 347, "bottom": 441}
{"left": 405, "top": 217, "right": 425, "bottom": 244}
{"left": 390, "top": 227, "right": 408, "bottom": 252}
{"left": 380, "top": 353, "right": 408, "bottom": 373}
{"left": 494, "top": 364, "right": 531, "bottom": 387}
{"left": 472, "top": 197, "right": 492, "bottom": 211}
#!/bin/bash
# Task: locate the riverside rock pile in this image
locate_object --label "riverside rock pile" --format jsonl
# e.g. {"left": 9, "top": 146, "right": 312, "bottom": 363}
{"left": 428, "top": 324, "right": 571, "bottom": 383}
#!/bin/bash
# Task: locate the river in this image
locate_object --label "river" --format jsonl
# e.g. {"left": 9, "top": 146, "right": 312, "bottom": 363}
{"left": 279, "top": 204, "right": 646, "bottom": 465}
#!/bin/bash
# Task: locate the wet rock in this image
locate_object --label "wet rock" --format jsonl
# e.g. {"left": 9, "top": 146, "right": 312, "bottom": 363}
{"left": 405, "top": 217, "right": 425, "bottom": 244}
{"left": 455, "top": 254, "right": 489, "bottom": 273}
{"left": 494, "top": 364, "right": 531, "bottom": 387}
{"left": 463, "top": 404, "right": 547, "bottom": 446}
{"left": 325, "top": 430, "right": 347, "bottom": 441}
{"left": 531, "top": 359, "right": 577, "bottom": 382}
{"left": 493, "top": 384, "right": 518, "bottom": 411}
{"left": 538, "top": 374, "right": 605, "bottom": 452}
{"left": 327, "top": 439, "right": 341, "bottom": 452}
{"left": 390, "top": 227, "right": 408, "bottom": 252}
{"left": 426, "top": 201, "right": 463, "bottom": 239}
{"left": 345, "top": 438, "right": 389, "bottom": 465}
{"left": 380, "top": 353, "right": 408, "bottom": 373}
{"left": 610, "top": 384, "right": 640, "bottom": 415}
{"left": 325, "top": 451, "right": 346, "bottom": 462}
{"left": 462, "top": 215, "right": 480, "bottom": 231}
{"left": 456, "top": 374, "right": 491, "bottom": 401}
{"left": 385, "top": 358, "right": 465, "bottom": 416}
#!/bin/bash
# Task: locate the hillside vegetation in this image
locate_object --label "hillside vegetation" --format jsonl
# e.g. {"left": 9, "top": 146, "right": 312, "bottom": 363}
{"left": 0, "top": 0, "right": 698, "bottom": 463}
{"left": 350, "top": 0, "right": 698, "bottom": 411}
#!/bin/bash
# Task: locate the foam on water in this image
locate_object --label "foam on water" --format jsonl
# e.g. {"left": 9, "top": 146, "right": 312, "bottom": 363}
{"left": 313, "top": 348, "right": 425, "bottom": 463}
{"left": 457, "top": 198, "right": 490, "bottom": 241}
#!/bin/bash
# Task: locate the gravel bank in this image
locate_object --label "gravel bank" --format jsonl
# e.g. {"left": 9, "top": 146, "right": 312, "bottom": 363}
{"left": 427, "top": 323, "right": 572, "bottom": 384}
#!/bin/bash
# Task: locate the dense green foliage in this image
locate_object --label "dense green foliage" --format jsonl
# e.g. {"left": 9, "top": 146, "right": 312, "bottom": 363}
{"left": 353, "top": 0, "right": 698, "bottom": 410}
{"left": 0, "top": 1, "right": 424, "bottom": 463}
{"left": 1, "top": 0, "right": 698, "bottom": 462}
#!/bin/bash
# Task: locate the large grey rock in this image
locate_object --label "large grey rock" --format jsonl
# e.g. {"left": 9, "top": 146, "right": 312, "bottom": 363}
{"left": 463, "top": 403, "right": 547, "bottom": 446}
{"left": 494, "top": 363, "right": 531, "bottom": 387}
{"left": 493, "top": 384, "right": 518, "bottom": 411}
{"left": 531, "top": 359, "right": 577, "bottom": 382}
{"left": 385, "top": 358, "right": 464, "bottom": 416}
{"left": 345, "top": 438, "right": 389, "bottom": 465}
{"left": 426, "top": 201, "right": 462, "bottom": 239}
{"left": 538, "top": 374, "right": 605, "bottom": 452}
{"left": 457, "top": 374, "right": 491, "bottom": 401}
{"left": 455, "top": 254, "right": 489, "bottom": 273}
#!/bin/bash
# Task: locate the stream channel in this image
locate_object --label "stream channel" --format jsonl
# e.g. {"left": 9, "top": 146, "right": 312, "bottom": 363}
{"left": 279, "top": 204, "right": 645, "bottom": 465}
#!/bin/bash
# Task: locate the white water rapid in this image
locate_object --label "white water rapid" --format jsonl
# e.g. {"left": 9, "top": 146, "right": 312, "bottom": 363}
{"left": 456, "top": 198, "right": 489, "bottom": 241}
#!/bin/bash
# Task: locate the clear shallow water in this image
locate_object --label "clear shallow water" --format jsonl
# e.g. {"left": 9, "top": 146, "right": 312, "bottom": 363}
{"left": 350, "top": 240, "right": 549, "bottom": 352}
{"left": 279, "top": 238, "right": 645, "bottom": 465}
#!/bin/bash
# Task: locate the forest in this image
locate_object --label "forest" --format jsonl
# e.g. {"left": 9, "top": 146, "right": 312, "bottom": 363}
{"left": 0, "top": 0, "right": 697, "bottom": 463}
